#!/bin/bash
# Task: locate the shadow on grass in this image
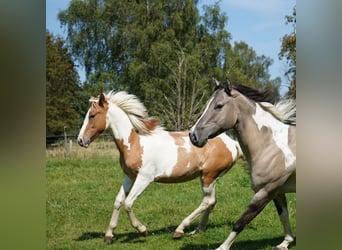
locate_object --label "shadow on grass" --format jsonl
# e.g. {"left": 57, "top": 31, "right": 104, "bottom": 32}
{"left": 74, "top": 222, "right": 296, "bottom": 249}
{"left": 179, "top": 236, "right": 297, "bottom": 250}
{"left": 74, "top": 231, "right": 104, "bottom": 241}
{"left": 74, "top": 221, "right": 228, "bottom": 244}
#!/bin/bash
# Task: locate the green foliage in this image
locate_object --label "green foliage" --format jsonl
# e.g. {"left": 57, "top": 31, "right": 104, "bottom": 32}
{"left": 46, "top": 155, "right": 296, "bottom": 250}
{"left": 279, "top": 6, "right": 296, "bottom": 99}
{"left": 46, "top": 31, "right": 84, "bottom": 136}
{"left": 56, "top": 0, "right": 281, "bottom": 131}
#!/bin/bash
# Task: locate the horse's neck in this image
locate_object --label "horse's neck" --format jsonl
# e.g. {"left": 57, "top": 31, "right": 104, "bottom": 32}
{"left": 107, "top": 104, "right": 136, "bottom": 147}
{"left": 235, "top": 101, "right": 287, "bottom": 163}
{"left": 234, "top": 100, "right": 265, "bottom": 163}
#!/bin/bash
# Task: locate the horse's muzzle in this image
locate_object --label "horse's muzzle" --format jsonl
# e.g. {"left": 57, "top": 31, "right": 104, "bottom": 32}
{"left": 189, "top": 132, "right": 207, "bottom": 148}
{"left": 189, "top": 132, "right": 198, "bottom": 145}
{"left": 77, "top": 137, "right": 89, "bottom": 148}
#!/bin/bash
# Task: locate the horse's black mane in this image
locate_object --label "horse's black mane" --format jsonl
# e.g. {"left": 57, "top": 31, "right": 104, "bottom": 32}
{"left": 233, "top": 84, "right": 275, "bottom": 103}
{"left": 215, "top": 79, "right": 275, "bottom": 104}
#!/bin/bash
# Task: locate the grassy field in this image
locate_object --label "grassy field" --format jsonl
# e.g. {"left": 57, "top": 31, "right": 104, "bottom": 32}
{"left": 46, "top": 141, "right": 296, "bottom": 250}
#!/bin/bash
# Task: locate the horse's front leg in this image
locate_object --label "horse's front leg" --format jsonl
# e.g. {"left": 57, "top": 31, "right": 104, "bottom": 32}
{"left": 273, "top": 193, "right": 295, "bottom": 250}
{"left": 104, "top": 175, "right": 133, "bottom": 243}
{"left": 216, "top": 188, "right": 272, "bottom": 250}
{"left": 123, "top": 174, "right": 153, "bottom": 236}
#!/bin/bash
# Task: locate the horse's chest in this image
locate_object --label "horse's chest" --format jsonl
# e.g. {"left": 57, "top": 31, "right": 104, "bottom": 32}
{"left": 119, "top": 152, "right": 142, "bottom": 179}
{"left": 116, "top": 136, "right": 144, "bottom": 179}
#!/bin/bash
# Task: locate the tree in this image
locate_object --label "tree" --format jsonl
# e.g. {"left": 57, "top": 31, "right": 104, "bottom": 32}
{"left": 46, "top": 31, "right": 83, "bottom": 136}
{"left": 58, "top": 0, "right": 280, "bottom": 130}
{"left": 224, "top": 41, "right": 280, "bottom": 101}
{"left": 279, "top": 5, "right": 296, "bottom": 98}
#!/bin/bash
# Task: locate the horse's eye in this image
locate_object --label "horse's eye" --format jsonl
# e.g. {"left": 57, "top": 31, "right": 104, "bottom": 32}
{"left": 89, "top": 114, "right": 96, "bottom": 119}
{"left": 214, "top": 104, "right": 224, "bottom": 110}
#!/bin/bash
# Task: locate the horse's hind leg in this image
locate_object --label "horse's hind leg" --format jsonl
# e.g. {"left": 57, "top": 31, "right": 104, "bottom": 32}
{"left": 104, "top": 175, "right": 133, "bottom": 243}
{"left": 190, "top": 183, "right": 217, "bottom": 234}
{"left": 273, "top": 193, "right": 295, "bottom": 250}
{"left": 173, "top": 180, "right": 216, "bottom": 238}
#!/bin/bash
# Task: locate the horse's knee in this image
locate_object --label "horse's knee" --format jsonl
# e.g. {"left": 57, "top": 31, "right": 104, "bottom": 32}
{"left": 208, "top": 197, "right": 216, "bottom": 207}
{"left": 114, "top": 199, "right": 123, "bottom": 210}
{"left": 123, "top": 200, "right": 133, "bottom": 212}
{"left": 204, "top": 195, "right": 216, "bottom": 209}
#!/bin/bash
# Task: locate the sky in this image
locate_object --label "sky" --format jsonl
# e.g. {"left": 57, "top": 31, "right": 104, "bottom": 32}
{"left": 46, "top": 0, "right": 296, "bottom": 96}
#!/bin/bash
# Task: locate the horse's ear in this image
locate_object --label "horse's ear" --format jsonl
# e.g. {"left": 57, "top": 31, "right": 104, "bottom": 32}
{"left": 89, "top": 96, "right": 97, "bottom": 102}
{"left": 99, "top": 93, "right": 106, "bottom": 107}
{"left": 225, "top": 79, "right": 233, "bottom": 94}
{"left": 211, "top": 77, "right": 220, "bottom": 88}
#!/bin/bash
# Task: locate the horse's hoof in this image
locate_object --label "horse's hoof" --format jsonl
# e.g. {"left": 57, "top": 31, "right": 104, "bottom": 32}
{"left": 188, "top": 229, "right": 199, "bottom": 236}
{"left": 172, "top": 231, "right": 183, "bottom": 239}
{"left": 141, "top": 230, "right": 148, "bottom": 237}
{"left": 104, "top": 235, "right": 113, "bottom": 244}
{"left": 275, "top": 246, "right": 288, "bottom": 250}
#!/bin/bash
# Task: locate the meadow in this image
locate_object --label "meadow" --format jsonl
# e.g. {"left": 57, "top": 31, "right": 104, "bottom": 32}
{"left": 46, "top": 139, "right": 296, "bottom": 250}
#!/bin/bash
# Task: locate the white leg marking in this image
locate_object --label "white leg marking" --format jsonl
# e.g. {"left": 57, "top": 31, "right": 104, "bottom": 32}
{"left": 123, "top": 174, "right": 153, "bottom": 234}
{"left": 173, "top": 182, "right": 216, "bottom": 237}
{"left": 104, "top": 175, "right": 133, "bottom": 241}
{"left": 216, "top": 231, "right": 238, "bottom": 250}
{"left": 276, "top": 208, "right": 295, "bottom": 249}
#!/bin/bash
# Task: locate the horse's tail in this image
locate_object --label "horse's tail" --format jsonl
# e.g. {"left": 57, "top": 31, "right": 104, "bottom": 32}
{"left": 259, "top": 99, "right": 296, "bottom": 126}
{"left": 275, "top": 99, "right": 296, "bottom": 125}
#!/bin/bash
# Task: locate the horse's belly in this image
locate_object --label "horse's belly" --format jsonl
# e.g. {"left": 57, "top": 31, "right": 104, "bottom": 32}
{"left": 154, "top": 171, "right": 201, "bottom": 183}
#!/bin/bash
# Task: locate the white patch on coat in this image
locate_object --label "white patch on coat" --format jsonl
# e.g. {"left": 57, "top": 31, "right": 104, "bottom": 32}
{"left": 253, "top": 104, "right": 296, "bottom": 168}
{"left": 182, "top": 135, "right": 193, "bottom": 153}
{"left": 107, "top": 104, "right": 135, "bottom": 150}
{"left": 139, "top": 130, "right": 179, "bottom": 178}
{"left": 217, "top": 133, "right": 239, "bottom": 161}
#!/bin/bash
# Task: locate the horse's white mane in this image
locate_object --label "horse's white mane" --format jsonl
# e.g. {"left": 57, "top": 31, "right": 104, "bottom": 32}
{"left": 105, "top": 91, "right": 161, "bottom": 134}
{"left": 259, "top": 99, "right": 296, "bottom": 125}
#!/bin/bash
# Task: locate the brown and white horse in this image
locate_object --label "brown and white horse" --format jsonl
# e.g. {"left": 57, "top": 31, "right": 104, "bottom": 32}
{"left": 77, "top": 90, "right": 243, "bottom": 243}
{"left": 189, "top": 79, "right": 296, "bottom": 250}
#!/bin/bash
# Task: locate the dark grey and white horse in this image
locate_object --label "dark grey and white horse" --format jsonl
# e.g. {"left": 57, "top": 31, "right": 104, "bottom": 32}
{"left": 189, "top": 79, "right": 296, "bottom": 250}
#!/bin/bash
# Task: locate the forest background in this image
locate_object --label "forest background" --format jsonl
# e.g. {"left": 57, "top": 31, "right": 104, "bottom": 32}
{"left": 46, "top": 0, "right": 296, "bottom": 139}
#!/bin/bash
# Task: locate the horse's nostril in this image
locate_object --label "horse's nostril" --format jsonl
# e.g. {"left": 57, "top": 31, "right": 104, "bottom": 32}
{"left": 78, "top": 138, "right": 83, "bottom": 146}
{"left": 189, "top": 132, "right": 197, "bottom": 144}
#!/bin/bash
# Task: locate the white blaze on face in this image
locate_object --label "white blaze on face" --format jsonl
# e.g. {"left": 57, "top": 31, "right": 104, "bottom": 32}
{"left": 252, "top": 104, "right": 296, "bottom": 168}
{"left": 190, "top": 96, "right": 215, "bottom": 133}
{"left": 78, "top": 109, "right": 90, "bottom": 141}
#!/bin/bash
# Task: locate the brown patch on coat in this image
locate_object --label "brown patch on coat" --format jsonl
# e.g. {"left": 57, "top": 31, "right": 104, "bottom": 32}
{"left": 114, "top": 129, "right": 144, "bottom": 180}
{"left": 200, "top": 136, "right": 233, "bottom": 187}
{"left": 142, "top": 118, "right": 159, "bottom": 133}
{"left": 161, "top": 132, "right": 234, "bottom": 187}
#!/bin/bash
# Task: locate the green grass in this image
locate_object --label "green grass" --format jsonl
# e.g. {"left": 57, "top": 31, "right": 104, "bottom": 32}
{"left": 46, "top": 144, "right": 296, "bottom": 250}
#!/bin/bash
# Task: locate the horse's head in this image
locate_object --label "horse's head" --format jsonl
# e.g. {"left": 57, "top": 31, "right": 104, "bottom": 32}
{"left": 189, "top": 78, "right": 238, "bottom": 147}
{"left": 78, "top": 93, "right": 109, "bottom": 148}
